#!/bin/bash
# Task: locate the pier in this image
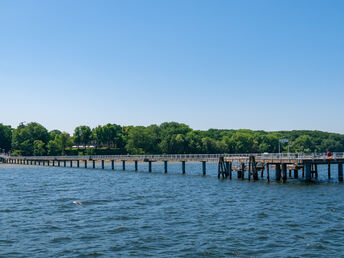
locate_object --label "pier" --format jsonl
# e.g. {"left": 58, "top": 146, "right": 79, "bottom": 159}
{"left": 1, "top": 153, "right": 344, "bottom": 182}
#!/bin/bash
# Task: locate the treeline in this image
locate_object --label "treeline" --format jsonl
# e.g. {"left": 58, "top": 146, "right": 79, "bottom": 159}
{"left": 0, "top": 122, "right": 344, "bottom": 156}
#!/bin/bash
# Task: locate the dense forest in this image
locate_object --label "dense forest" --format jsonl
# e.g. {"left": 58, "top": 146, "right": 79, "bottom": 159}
{"left": 0, "top": 122, "right": 343, "bottom": 156}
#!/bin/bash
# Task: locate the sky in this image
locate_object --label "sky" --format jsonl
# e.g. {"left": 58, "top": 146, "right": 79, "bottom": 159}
{"left": 1, "top": 0, "right": 343, "bottom": 134}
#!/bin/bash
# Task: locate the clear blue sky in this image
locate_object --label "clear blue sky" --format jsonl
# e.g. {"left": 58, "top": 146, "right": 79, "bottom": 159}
{"left": 1, "top": 0, "right": 343, "bottom": 133}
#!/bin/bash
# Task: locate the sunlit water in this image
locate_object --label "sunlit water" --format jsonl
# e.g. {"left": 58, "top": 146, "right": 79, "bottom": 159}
{"left": 1, "top": 162, "right": 344, "bottom": 257}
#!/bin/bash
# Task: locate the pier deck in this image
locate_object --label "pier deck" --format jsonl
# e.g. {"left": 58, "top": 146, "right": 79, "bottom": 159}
{"left": 1, "top": 153, "right": 344, "bottom": 182}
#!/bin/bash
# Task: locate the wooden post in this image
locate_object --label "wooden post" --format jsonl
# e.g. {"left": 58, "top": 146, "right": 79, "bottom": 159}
{"left": 202, "top": 161, "right": 206, "bottom": 176}
{"left": 266, "top": 164, "right": 270, "bottom": 182}
{"left": 63, "top": 160, "right": 66, "bottom": 167}
{"left": 182, "top": 161, "right": 185, "bottom": 174}
{"left": 315, "top": 164, "right": 318, "bottom": 179}
{"left": 111, "top": 160, "right": 114, "bottom": 170}
{"left": 241, "top": 163, "right": 245, "bottom": 180}
{"left": 302, "top": 166, "right": 304, "bottom": 178}
{"left": 122, "top": 160, "right": 125, "bottom": 171}
{"left": 135, "top": 160, "right": 138, "bottom": 171}
{"left": 164, "top": 161, "right": 168, "bottom": 173}
{"left": 305, "top": 163, "right": 311, "bottom": 181}
{"left": 52, "top": 160, "right": 55, "bottom": 166}
{"left": 92, "top": 160, "right": 95, "bottom": 169}
{"left": 275, "top": 164, "right": 281, "bottom": 181}
{"left": 47, "top": 160, "right": 50, "bottom": 166}
{"left": 149, "top": 161, "right": 152, "bottom": 172}
{"left": 294, "top": 169, "right": 298, "bottom": 179}
{"left": 58, "top": 160, "right": 60, "bottom": 167}
{"left": 261, "top": 167, "right": 264, "bottom": 179}
{"left": 289, "top": 169, "right": 292, "bottom": 178}
{"left": 282, "top": 164, "right": 287, "bottom": 182}
{"left": 338, "top": 163, "right": 343, "bottom": 182}
{"left": 77, "top": 160, "right": 80, "bottom": 168}
{"left": 229, "top": 162, "right": 232, "bottom": 180}
{"left": 101, "top": 160, "right": 104, "bottom": 169}
{"left": 225, "top": 162, "right": 230, "bottom": 178}
{"left": 84, "top": 160, "right": 87, "bottom": 168}
{"left": 70, "top": 160, "right": 73, "bottom": 167}
{"left": 328, "top": 163, "right": 331, "bottom": 179}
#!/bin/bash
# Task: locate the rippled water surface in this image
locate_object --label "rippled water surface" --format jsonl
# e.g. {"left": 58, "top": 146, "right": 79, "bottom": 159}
{"left": 1, "top": 163, "right": 344, "bottom": 257}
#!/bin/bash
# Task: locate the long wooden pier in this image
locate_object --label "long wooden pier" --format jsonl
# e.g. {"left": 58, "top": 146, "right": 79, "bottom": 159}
{"left": 1, "top": 153, "right": 344, "bottom": 182}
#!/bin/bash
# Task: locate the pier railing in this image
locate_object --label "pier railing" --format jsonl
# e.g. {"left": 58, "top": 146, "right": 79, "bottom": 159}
{"left": 1, "top": 152, "right": 344, "bottom": 161}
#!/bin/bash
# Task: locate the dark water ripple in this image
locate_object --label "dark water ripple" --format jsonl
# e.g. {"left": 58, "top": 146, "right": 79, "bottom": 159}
{"left": 1, "top": 163, "right": 344, "bottom": 257}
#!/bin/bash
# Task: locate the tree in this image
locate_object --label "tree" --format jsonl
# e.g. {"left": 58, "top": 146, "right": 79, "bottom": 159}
{"left": 33, "top": 140, "right": 46, "bottom": 156}
{"left": 0, "top": 123, "right": 12, "bottom": 152}
{"left": 73, "top": 126, "right": 92, "bottom": 148}
{"left": 11, "top": 122, "right": 49, "bottom": 156}
{"left": 47, "top": 132, "right": 72, "bottom": 155}
{"left": 126, "top": 125, "right": 160, "bottom": 154}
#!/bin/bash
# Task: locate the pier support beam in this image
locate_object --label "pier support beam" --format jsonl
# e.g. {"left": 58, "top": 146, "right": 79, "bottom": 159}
{"left": 275, "top": 164, "right": 281, "bottom": 181}
{"left": 282, "top": 164, "right": 287, "bottom": 182}
{"left": 57, "top": 160, "right": 60, "bottom": 167}
{"left": 202, "top": 161, "right": 206, "bottom": 176}
{"left": 328, "top": 163, "right": 331, "bottom": 179}
{"left": 93, "top": 160, "right": 95, "bottom": 169}
{"left": 305, "top": 163, "right": 311, "bottom": 181}
{"left": 122, "top": 160, "right": 125, "bottom": 171}
{"left": 77, "top": 160, "right": 79, "bottom": 168}
{"left": 52, "top": 160, "right": 55, "bottom": 166}
{"left": 149, "top": 161, "right": 152, "bottom": 172}
{"left": 111, "top": 160, "right": 114, "bottom": 170}
{"left": 70, "top": 160, "right": 73, "bottom": 167}
{"left": 84, "top": 160, "right": 87, "bottom": 168}
{"left": 294, "top": 169, "right": 298, "bottom": 179}
{"left": 182, "top": 161, "right": 186, "bottom": 174}
{"left": 302, "top": 166, "right": 304, "bottom": 178}
{"left": 101, "top": 160, "right": 104, "bottom": 169}
{"left": 47, "top": 160, "right": 50, "bottom": 166}
{"left": 241, "top": 163, "right": 245, "bottom": 179}
{"left": 164, "top": 161, "right": 168, "bottom": 173}
{"left": 225, "top": 162, "right": 230, "bottom": 179}
{"left": 338, "top": 163, "right": 343, "bottom": 182}
{"left": 135, "top": 160, "right": 138, "bottom": 171}
{"left": 266, "top": 164, "right": 270, "bottom": 182}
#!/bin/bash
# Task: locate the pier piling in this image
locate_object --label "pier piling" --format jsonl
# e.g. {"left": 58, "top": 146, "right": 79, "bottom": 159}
{"left": 282, "top": 164, "right": 287, "bottom": 182}
{"left": 275, "top": 164, "right": 281, "bottom": 181}
{"left": 338, "top": 163, "right": 343, "bottom": 182}
{"left": 305, "top": 163, "right": 311, "bottom": 181}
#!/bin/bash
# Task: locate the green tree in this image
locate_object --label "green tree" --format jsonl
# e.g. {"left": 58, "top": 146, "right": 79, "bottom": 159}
{"left": 73, "top": 126, "right": 92, "bottom": 148}
{"left": 33, "top": 140, "right": 46, "bottom": 156}
{"left": 0, "top": 123, "right": 12, "bottom": 152}
{"left": 11, "top": 122, "right": 49, "bottom": 156}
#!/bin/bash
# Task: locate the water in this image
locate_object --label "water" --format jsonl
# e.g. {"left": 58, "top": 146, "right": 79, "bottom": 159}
{"left": 1, "top": 163, "right": 344, "bottom": 257}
